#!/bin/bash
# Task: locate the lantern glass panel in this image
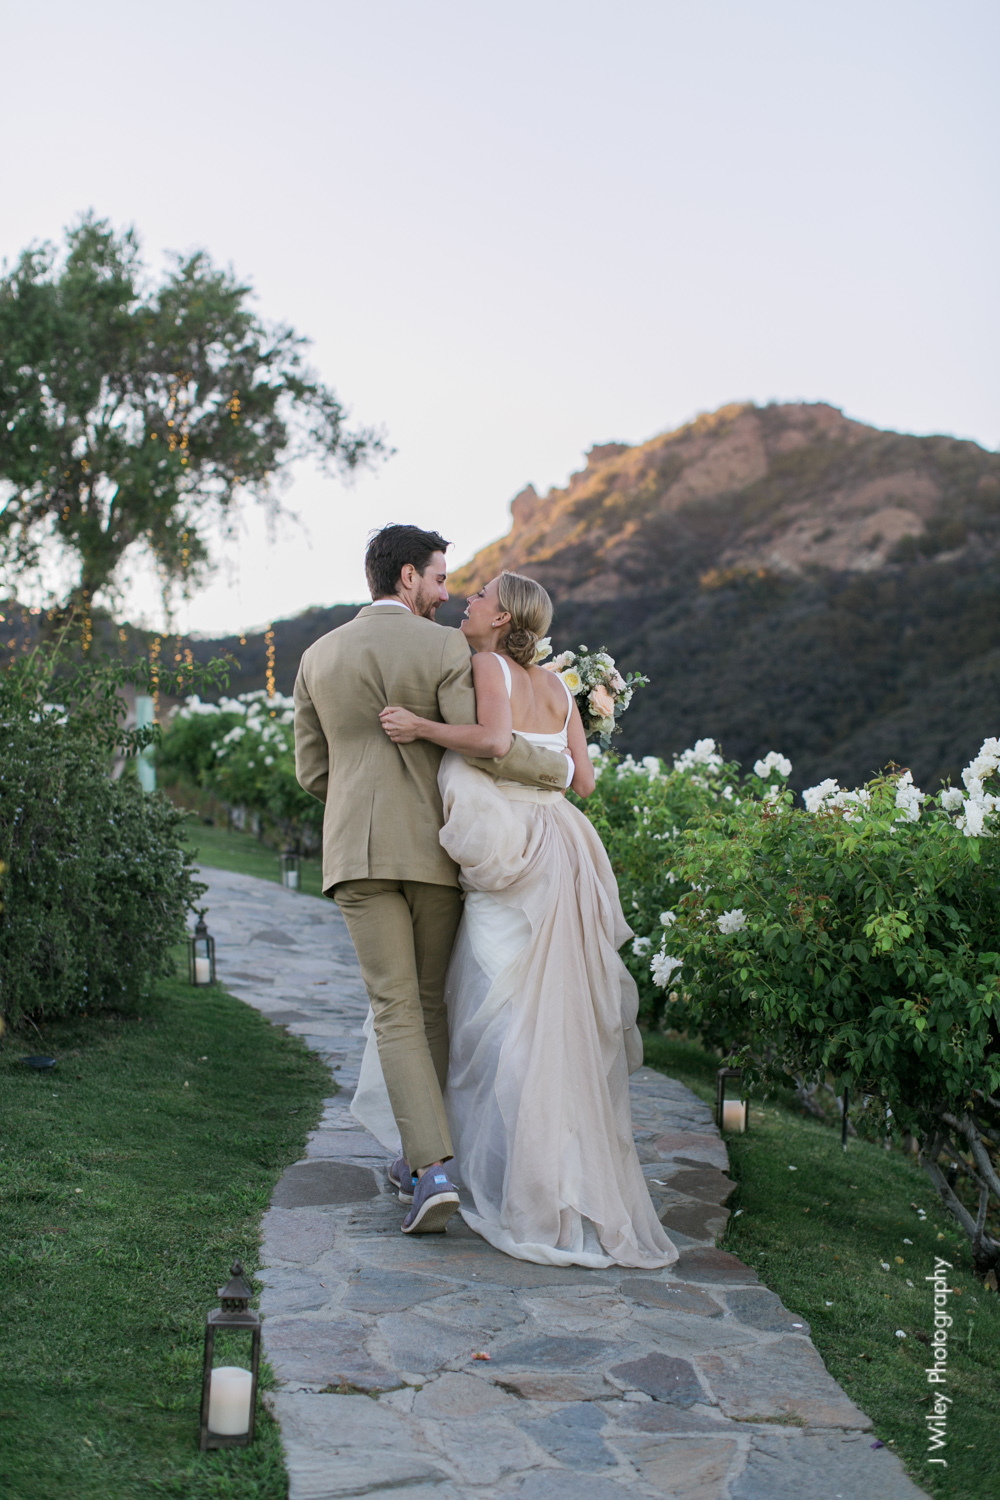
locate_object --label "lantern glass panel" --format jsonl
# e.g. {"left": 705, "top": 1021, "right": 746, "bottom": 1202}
{"left": 716, "top": 1066, "right": 748, "bottom": 1134}
{"left": 280, "top": 851, "right": 301, "bottom": 891}
{"left": 188, "top": 914, "right": 216, "bottom": 986}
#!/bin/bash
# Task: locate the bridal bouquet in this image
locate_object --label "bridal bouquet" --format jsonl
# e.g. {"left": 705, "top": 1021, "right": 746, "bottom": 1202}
{"left": 535, "top": 640, "right": 649, "bottom": 746}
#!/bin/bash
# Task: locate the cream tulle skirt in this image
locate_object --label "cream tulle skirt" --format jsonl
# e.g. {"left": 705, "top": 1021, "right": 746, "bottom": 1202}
{"left": 351, "top": 753, "right": 676, "bottom": 1270}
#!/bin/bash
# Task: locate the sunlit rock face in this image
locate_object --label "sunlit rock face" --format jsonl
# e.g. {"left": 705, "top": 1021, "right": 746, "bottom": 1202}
{"left": 450, "top": 399, "right": 994, "bottom": 605}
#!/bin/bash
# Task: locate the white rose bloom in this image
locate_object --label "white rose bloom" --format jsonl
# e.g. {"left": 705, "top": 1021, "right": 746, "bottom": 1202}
{"left": 532, "top": 636, "right": 553, "bottom": 664}
{"left": 651, "top": 952, "right": 683, "bottom": 988}
{"left": 642, "top": 755, "right": 661, "bottom": 774}
{"left": 754, "top": 751, "right": 792, "bottom": 779}
{"left": 660, "top": 911, "right": 677, "bottom": 926}
{"left": 894, "top": 770, "right": 925, "bottom": 823}
{"left": 560, "top": 669, "right": 583, "bottom": 693}
{"left": 674, "top": 738, "right": 724, "bottom": 775}
{"left": 631, "top": 936, "right": 652, "bottom": 957}
{"left": 940, "top": 786, "right": 965, "bottom": 812}
{"left": 717, "top": 908, "right": 747, "bottom": 934}
{"left": 803, "top": 778, "right": 840, "bottom": 813}
{"left": 963, "top": 800, "right": 987, "bottom": 837}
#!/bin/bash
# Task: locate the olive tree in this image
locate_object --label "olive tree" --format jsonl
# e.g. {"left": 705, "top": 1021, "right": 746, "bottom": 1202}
{"left": 0, "top": 214, "right": 384, "bottom": 612}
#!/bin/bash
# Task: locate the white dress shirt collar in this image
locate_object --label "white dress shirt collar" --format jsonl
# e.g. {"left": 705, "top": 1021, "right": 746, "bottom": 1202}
{"left": 370, "top": 599, "right": 411, "bottom": 611}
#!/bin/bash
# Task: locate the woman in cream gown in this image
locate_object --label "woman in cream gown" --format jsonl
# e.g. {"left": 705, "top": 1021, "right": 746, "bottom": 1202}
{"left": 353, "top": 572, "right": 676, "bottom": 1271}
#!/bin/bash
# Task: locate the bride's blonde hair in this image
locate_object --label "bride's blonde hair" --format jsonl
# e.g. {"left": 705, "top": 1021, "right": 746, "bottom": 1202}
{"left": 497, "top": 572, "right": 553, "bottom": 668}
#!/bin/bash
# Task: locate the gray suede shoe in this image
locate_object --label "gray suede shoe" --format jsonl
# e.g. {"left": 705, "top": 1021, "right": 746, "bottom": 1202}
{"left": 401, "top": 1166, "right": 460, "bottom": 1234}
{"left": 388, "top": 1155, "right": 415, "bottom": 1204}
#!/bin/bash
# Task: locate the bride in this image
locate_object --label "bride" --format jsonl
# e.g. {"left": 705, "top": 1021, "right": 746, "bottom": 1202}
{"left": 355, "top": 571, "right": 676, "bottom": 1270}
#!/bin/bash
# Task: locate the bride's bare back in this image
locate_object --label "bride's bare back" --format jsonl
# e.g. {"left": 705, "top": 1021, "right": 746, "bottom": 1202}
{"left": 504, "top": 659, "right": 570, "bottom": 734}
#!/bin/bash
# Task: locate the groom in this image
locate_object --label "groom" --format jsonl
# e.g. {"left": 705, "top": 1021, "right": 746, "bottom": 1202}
{"left": 293, "top": 525, "right": 571, "bottom": 1233}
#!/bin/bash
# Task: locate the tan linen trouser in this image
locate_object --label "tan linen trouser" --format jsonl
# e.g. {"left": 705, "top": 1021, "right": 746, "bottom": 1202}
{"left": 333, "top": 878, "right": 463, "bottom": 1171}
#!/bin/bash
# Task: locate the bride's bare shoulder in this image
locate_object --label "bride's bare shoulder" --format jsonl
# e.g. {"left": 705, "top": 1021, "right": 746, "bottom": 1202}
{"left": 527, "top": 664, "right": 570, "bottom": 704}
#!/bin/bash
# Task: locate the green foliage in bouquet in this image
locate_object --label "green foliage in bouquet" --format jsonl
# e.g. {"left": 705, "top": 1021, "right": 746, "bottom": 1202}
{"left": 637, "top": 745, "right": 1000, "bottom": 1273}
{"left": 156, "top": 690, "right": 322, "bottom": 850}
{"left": 0, "top": 647, "right": 224, "bottom": 1027}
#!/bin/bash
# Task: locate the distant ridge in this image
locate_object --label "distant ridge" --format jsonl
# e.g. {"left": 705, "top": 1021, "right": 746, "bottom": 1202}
{"left": 442, "top": 401, "right": 1000, "bottom": 791}
{"left": 184, "top": 401, "right": 1000, "bottom": 791}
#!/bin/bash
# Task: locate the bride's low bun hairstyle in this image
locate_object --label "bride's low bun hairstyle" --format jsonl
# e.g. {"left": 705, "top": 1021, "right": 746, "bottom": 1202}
{"left": 497, "top": 572, "right": 553, "bottom": 668}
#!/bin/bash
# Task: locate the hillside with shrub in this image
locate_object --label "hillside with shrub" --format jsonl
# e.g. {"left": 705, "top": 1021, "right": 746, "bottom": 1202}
{"left": 445, "top": 401, "right": 1000, "bottom": 791}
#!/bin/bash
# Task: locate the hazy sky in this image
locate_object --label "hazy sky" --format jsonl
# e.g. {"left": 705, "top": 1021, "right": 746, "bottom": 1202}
{"left": 3, "top": 1, "right": 997, "bottom": 634}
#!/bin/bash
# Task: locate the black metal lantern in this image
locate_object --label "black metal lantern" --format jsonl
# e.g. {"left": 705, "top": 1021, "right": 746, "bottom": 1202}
{"left": 199, "top": 1260, "right": 261, "bottom": 1450}
{"left": 716, "top": 1066, "right": 748, "bottom": 1134}
{"left": 188, "top": 910, "right": 216, "bottom": 986}
{"left": 280, "top": 848, "right": 301, "bottom": 891}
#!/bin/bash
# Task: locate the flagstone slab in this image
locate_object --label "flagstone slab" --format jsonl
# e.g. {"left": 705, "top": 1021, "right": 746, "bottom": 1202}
{"left": 196, "top": 864, "right": 930, "bottom": 1500}
{"left": 617, "top": 1435, "right": 740, "bottom": 1498}
{"left": 666, "top": 1165, "right": 739, "bottom": 1204}
{"left": 658, "top": 1200, "right": 732, "bottom": 1241}
{"left": 619, "top": 1278, "right": 723, "bottom": 1317}
{"left": 730, "top": 1428, "right": 931, "bottom": 1500}
{"left": 698, "top": 1339, "right": 872, "bottom": 1428}
{"left": 517, "top": 1401, "right": 617, "bottom": 1469}
{"left": 606, "top": 1399, "right": 743, "bottom": 1435}
{"left": 261, "top": 1207, "right": 338, "bottom": 1265}
{"left": 265, "top": 1317, "right": 400, "bottom": 1391}
{"left": 495, "top": 1371, "right": 616, "bottom": 1401}
{"left": 652, "top": 1132, "right": 730, "bottom": 1170}
{"left": 424, "top": 1417, "right": 553, "bottom": 1486}
{"left": 724, "top": 1287, "right": 812, "bottom": 1335}
{"left": 672, "top": 1247, "right": 760, "bottom": 1284}
{"left": 607, "top": 1352, "right": 706, "bottom": 1406}
{"left": 271, "top": 1160, "right": 380, "bottom": 1208}
{"left": 339, "top": 1268, "right": 456, "bottom": 1312}
{"left": 487, "top": 1335, "right": 616, "bottom": 1369}
{"left": 411, "top": 1371, "right": 519, "bottom": 1417}
{"left": 259, "top": 1267, "right": 333, "bottom": 1314}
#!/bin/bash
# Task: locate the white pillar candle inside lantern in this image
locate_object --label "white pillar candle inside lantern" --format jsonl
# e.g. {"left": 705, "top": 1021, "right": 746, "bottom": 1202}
{"left": 286, "top": 870, "right": 299, "bottom": 889}
{"left": 195, "top": 956, "right": 212, "bottom": 984}
{"left": 208, "top": 1366, "right": 253, "bottom": 1435}
{"left": 722, "top": 1099, "right": 747, "bottom": 1133}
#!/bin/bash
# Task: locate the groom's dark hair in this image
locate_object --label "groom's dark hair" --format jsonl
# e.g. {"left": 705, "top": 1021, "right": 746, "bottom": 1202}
{"left": 366, "top": 524, "right": 451, "bottom": 599}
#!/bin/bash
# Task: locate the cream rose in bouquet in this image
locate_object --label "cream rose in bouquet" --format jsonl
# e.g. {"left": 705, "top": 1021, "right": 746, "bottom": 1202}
{"left": 536, "top": 642, "right": 648, "bottom": 746}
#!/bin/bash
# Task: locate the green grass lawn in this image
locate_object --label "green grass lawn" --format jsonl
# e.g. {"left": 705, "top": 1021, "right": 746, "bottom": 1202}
{"left": 642, "top": 1035, "right": 1000, "bottom": 1500}
{"left": 180, "top": 819, "right": 326, "bottom": 898}
{"left": 0, "top": 976, "right": 330, "bottom": 1500}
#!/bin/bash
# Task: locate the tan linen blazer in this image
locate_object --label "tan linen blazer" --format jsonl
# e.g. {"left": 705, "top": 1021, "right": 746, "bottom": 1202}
{"left": 294, "top": 604, "right": 572, "bottom": 891}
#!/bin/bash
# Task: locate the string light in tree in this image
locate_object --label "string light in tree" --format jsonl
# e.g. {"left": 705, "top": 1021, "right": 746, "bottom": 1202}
{"left": 265, "top": 625, "right": 276, "bottom": 712}
{"left": 81, "top": 591, "right": 93, "bottom": 653}
{"left": 228, "top": 389, "right": 241, "bottom": 487}
{"left": 149, "top": 635, "right": 162, "bottom": 720}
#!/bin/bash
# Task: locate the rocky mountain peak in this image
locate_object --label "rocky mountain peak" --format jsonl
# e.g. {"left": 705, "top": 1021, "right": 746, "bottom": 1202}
{"left": 450, "top": 401, "right": 996, "bottom": 605}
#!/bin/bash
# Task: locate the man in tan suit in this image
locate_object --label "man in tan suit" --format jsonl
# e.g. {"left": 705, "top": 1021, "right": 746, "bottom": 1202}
{"left": 294, "top": 525, "right": 571, "bottom": 1232}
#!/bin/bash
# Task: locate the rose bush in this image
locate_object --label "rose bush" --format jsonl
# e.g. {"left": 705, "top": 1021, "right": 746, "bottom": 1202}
{"left": 156, "top": 690, "right": 322, "bottom": 850}
{"left": 582, "top": 737, "right": 1000, "bottom": 1274}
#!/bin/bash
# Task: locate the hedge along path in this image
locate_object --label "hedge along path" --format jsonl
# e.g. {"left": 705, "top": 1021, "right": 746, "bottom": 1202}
{"left": 199, "top": 865, "right": 930, "bottom": 1500}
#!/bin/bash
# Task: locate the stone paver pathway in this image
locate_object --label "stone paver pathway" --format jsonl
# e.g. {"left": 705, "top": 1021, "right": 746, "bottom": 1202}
{"left": 198, "top": 866, "right": 929, "bottom": 1500}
